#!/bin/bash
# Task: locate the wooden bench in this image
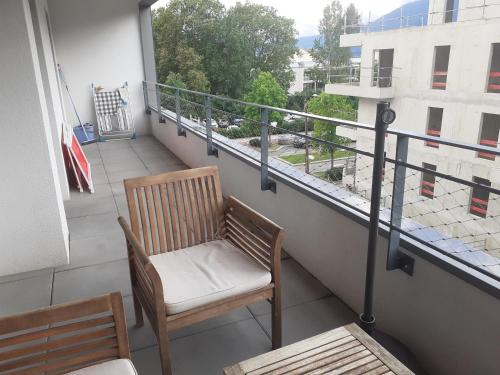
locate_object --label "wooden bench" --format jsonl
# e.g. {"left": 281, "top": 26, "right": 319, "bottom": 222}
{"left": 224, "top": 323, "right": 414, "bottom": 375}
{"left": 0, "top": 292, "right": 137, "bottom": 374}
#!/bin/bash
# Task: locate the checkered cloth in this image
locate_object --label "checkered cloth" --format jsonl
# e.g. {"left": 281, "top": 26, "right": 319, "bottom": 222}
{"left": 94, "top": 90, "right": 122, "bottom": 116}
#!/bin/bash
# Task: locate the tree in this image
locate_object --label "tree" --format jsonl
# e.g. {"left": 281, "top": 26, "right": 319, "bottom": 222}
{"left": 345, "top": 4, "right": 361, "bottom": 34}
{"left": 307, "top": 93, "right": 355, "bottom": 169}
{"left": 244, "top": 72, "right": 287, "bottom": 123}
{"left": 310, "top": 1, "right": 359, "bottom": 83}
{"left": 204, "top": 3, "right": 298, "bottom": 97}
{"left": 287, "top": 88, "right": 322, "bottom": 112}
{"left": 152, "top": 0, "right": 224, "bottom": 90}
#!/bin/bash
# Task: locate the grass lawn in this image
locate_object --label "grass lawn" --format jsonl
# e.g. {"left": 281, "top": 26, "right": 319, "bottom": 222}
{"left": 279, "top": 150, "right": 354, "bottom": 165}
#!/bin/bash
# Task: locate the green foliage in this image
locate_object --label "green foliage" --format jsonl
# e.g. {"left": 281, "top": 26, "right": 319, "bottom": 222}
{"left": 287, "top": 89, "right": 321, "bottom": 111}
{"left": 249, "top": 138, "right": 261, "bottom": 147}
{"left": 306, "top": 93, "right": 355, "bottom": 153}
{"left": 153, "top": 0, "right": 223, "bottom": 91}
{"left": 322, "top": 167, "right": 344, "bottom": 181}
{"left": 217, "top": 125, "right": 260, "bottom": 139}
{"left": 279, "top": 118, "right": 314, "bottom": 133}
{"left": 244, "top": 72, "right": 287, "bottom": 125}
{"left": 154, "top": 1, "right": 297, "bottom": 98}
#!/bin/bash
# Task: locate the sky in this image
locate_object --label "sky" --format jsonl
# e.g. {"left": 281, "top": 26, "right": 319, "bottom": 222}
{"left": 152, "top": 0, "right": 415, "bottom": 36}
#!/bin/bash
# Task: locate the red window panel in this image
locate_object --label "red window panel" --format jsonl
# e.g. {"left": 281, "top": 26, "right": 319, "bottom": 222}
{"left": 488, "top": 71, "right": 500, "bottom": 92}
{"left": 432, "top": 71, "right": 448, "bottom": 89}
{"left": 425, "top": 129, "right": 441, "bottom": 148}
{"left": 420, "top": 180, "right": 435, "bottom": 198}
{"left": 470, "top": 197, "right": 488, "bottom": 218}
{"left": 478, "top": 139, "right": 498, "bottom": 160}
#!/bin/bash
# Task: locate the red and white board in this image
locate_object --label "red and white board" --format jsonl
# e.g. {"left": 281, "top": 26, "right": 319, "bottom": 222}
{"left": 63, "top": 129, "right": 94, "bottom": 193}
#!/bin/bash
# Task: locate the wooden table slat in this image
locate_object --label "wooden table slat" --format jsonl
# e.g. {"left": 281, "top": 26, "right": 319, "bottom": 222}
{"left": 248, "top": 337, "right": 358, "bottom": 375}
{"left": 223, "top": 323, "right": 414, "bottom": 375}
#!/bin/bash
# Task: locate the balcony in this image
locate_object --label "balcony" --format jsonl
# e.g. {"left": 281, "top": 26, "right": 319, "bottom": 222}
{"left": 1, "top": 1, "right": 500, "bottom": 375}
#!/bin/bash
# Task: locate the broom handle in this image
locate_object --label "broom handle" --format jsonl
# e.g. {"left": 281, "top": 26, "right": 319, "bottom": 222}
{"left": 58, "top": 64, "right": 88, "bottom": 140}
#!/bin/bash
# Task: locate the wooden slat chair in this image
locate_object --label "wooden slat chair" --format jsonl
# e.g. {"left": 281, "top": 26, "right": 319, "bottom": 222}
{"left": 0, "top": 292, "right": 136, "bottom": 374}
{"left": 118, "top": 166, "right": 284, "bottom": 375}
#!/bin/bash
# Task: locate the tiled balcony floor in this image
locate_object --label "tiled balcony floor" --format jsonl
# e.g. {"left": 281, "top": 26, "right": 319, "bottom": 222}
{"left": 0, "top": 136, "right": 420, "bottom": 374}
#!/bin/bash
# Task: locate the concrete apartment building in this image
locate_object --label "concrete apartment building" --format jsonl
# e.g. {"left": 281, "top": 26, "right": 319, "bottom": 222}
{"left": 326, "top": 0, "right": 500, "bottom": 258}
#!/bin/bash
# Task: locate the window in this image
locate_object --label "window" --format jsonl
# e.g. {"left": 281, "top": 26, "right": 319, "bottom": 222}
{"left": 469, "top": 177, "right": 491, "bottom": 218}
{"left": 487, "top": 43, "right": 500, "bottom": 93}
{"left": 372, "top": 49, "right": 394, "bottom": 88}
{"left": 421, "top": 163, "right": 437, "bottom": 199}
{"left": 444, "top": 0, "right": 459, "bottom": 23}
{"left": 478, "top": 113, "right": 499, "bottom": 160}
{"left": 432, "top": 46, "right": 451, "bottom": 90}
{"left": 425, "top": 107, "right": 443, "bottom": 148}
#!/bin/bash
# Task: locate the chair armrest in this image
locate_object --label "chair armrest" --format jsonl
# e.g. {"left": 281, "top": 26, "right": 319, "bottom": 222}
{"left": 118, "top": 217, "right": 165, "bottom": 310}
{"left": 224, "top": 196, "right": 284, "bottom": 274}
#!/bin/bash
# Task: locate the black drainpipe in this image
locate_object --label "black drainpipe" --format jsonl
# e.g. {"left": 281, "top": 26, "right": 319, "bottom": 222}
{"left": 360, "top": 101, "right": 396, "bottom": 335}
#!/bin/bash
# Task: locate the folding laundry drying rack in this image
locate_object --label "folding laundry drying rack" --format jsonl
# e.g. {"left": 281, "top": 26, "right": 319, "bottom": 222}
{"left": 92, "top": 82, "right": 135, "bottom": 141}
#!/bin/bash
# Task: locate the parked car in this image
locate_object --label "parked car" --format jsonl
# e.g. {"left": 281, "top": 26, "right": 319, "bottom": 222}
{"left": 202, "top": 119, "right": 219, "bottom": 129}
{"left": 284, "top": 114, "right": 299, "bottom": 123}
{"left": 219, "top": 119, "right": 230, "bottom": 128}
{"left": 232, "top": 118, "right": 244, "bottom": 126}
{"left": 292, "top": 136, "right": 306, "bottom": 148}
{"left": 227, "top": 125, "right": 239, "bottom": 130}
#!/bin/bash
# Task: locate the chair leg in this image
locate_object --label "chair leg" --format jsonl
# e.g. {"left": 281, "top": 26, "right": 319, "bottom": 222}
{"left": 271, "top": 287, "right": 282, "bottom": 349}
{"left": 157, "top": 320, "right": 173, "bottom": 375}
{"left": 132, "top": 291, "right": 144, "bottom": 327}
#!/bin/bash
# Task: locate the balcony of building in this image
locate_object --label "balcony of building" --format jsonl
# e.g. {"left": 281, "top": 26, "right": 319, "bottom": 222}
{"left": 1, "top": 0, "right": 500, "bottom": 375}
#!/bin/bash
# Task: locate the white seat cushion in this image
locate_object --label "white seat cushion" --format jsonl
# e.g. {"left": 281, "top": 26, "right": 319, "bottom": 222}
{"left": 149, "top": 239, "right": 272, "bottom": 315}
{"left": 65, "top": 359, "right": 137, "bottom": 375}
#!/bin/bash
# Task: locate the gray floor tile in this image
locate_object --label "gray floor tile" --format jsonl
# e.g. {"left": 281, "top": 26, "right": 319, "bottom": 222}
{"left": 65, "top": 187, "right": 117, "bottom": 218}
{"left": 110, "top": 181, "right": 126, "bottom": 196}
{"left": 249, "top": 258, "right": 332, "bottom": 315}
{"left": 0, "top": 272, "right": 53, "bottom": 317}
{"left": 67, "top": 212, "right": 122, "bottom": 240}
{"left": 132, "top": 319, "right": 271, "bottom": 375}
{"left": 256, "top": 296, "right": 356, "bottom": 346}
{"left": 169, "top": 308, "right": 252, "bottom": 340}
{"left": 91, "top": 164, "right": 109, "bottom": 185}
{"left": 115, "top": 194, "right": 130, "bottom": 217}
{"left": 106, "top": 168, "right": 150, "bottom": 183}
{"left": 100, "top": 150, "right": 140, "bottom": 164}
{"left": 98, "top": 140, "right": 132, "bottom": 151}
{"left": 57, "top": 232, "right": 126, "bottom": 271}
{"left": 52, "top": 259, "right": 131, "bottom": 304}
{"left": 123, "top": 295, "right": 157, "bottom": 352}
{"left": 147, "top": 163, "right": 186, "bottom": 175}
{"left": 0, "top": 267, "right": 52, "bottom": 285}
{"left": 104, "top": 159, "right": 147, "bottom": 173}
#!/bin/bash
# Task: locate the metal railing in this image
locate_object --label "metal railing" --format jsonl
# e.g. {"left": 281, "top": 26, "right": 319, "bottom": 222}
{"left": 343, "top": 3, "right": 500, "bottom": 34}
{"left": 143, "top": 81, "right": 500, "bottom": 282}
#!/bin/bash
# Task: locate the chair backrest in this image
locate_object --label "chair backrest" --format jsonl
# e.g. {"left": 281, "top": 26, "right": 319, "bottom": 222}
{"left": 0, "top": 292, "right": 130, "bottom": 374}
{"left": 123, "top": 166, "right": 225, "bottom": 255}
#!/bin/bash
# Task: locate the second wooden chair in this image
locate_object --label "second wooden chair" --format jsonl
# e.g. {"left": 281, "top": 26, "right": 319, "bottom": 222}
{"left": 118, "top": 165, "right": 284, "bottom": 375}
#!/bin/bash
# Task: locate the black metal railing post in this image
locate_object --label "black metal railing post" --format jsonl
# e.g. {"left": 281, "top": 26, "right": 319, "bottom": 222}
{"left": 175, "top": 89, "right": 186, "bottom": 137}
{"left": 387, "top": 135, "right": 414, "bottom": 275}
{"left": 260, "top": 108, "right": 276, "bottom": 193}
{"left": 143, "top": 81, "right": 151, "bottom": 115}
{"left": 156, "top": 84, "right": 165, "bottom": 123}
{"left": 360, "top": 101, "right": 395, "bottom": 335}
{"left": 204, "top": 96, "right": 218, "bottom": 157}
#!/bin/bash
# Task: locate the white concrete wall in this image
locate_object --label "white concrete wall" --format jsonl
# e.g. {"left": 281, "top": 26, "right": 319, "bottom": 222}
{"left": 152, "top": 117, "right": 500, "bottom": 375}
{"left": 0, "top": 0, "right": 69, "bottom": 276}
{"left": 29, "top": 0, "right": 70, "bottom": 200}
{"left": 48, "top": 0, "right": 150, "bottom": 135}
